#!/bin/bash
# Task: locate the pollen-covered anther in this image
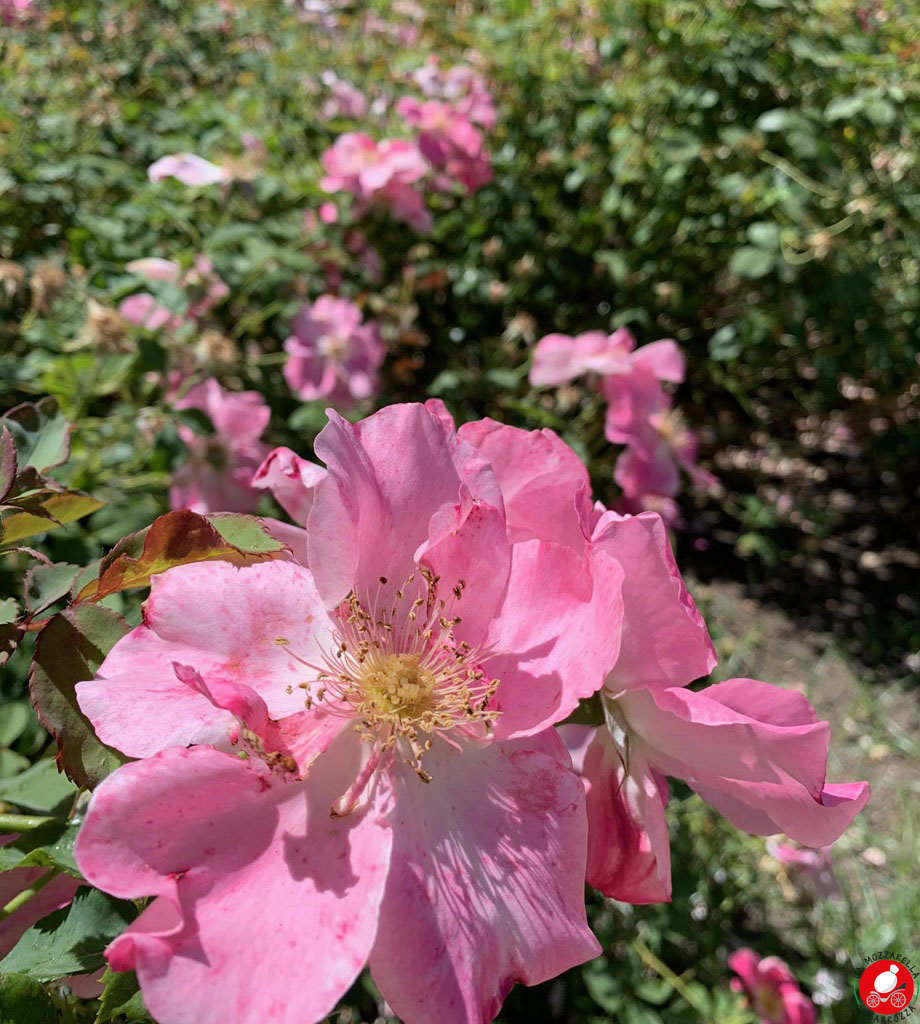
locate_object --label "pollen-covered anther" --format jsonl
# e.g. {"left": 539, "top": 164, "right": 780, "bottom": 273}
{"left": 290, "top": 569, "right": 500, "bottom": 781}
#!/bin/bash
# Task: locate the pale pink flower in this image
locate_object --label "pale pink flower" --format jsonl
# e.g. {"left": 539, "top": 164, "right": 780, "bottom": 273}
{"left": 561, "top": 508, "right": 869, "bottom": 903}
{"left": 604, "top": 362, "right": 716, "bottom": 498}
{"left": 766, "top": 839, "right": 838, "bottom": 898}
{"left": 169, "top": 378, "right": 270, "bottom": 514}
{"left": 148, "top": 153, "right": 228, "bottom": 187}
{"left": 74, "top": 401, "right": 625, "bottom": 1024}
{"left": 125, "top": 258, "right": 181, "bottom": 283}
{"left": 318, "top": 71, "right": 368, "bottom": 120}
{"left": 118, "top": 292, "right": 181, "bottom": 332}
{"left": 529, "top": 327, "right": 639, "bottom": 387}
{"left": 240, "top": 132, "right": 267, "bottom": 159}
{"left": 251, "top": 446, "right": 326, "bottom": 525}
{"left": 729, "top": 949, "right": 818, "bottom": 1024}
{"left": 396, "top": 97, "right": 492, "bottom": 193}
{"left": 318, "top": 201, "right": 338, "bottom": 224}
{"left": 124, "top": 255, "right": 228, "bottom": 324}
{"left": 282, "top": 295, "right": 385, "bottom": 408}
{"left": 320, "top": 132, "right": 432, "bottom": 232}
{"left": 412, "top": 58, "right": 497, "bottom": 130}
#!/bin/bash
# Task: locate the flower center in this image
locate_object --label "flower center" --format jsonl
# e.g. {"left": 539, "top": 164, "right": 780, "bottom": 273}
{"left": 360, "top": 653, "right": 437, "bottom": 719}
{"left": 280, "top": 569, "right": 500, "bottom": 784}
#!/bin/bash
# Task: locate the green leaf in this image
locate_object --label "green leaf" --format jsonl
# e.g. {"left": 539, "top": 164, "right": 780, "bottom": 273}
{"left": 709, "top": 324, "right": 743, "bottom": 361}
{"left": 0, "top": 701, "right": 31, "bottom": 747}
{"left": 207, "top": 513, "right": 287, "bottom": 554}
{"left": 0, "top": 821, "right": 81, "bottom": 877}
{"left": 29, "top": 605, "right": 130, "bottom": 790}
{"left": 747, "top": 222, "right": 781, "bottom": 250}
{"left": 0, "top": 399, "right": 71, "bottom": 474}
{"left": 75, "top": 509, "right": 283, "bottom": 602}
{"left": 0, "top": 598, "right": 19, "bottom": 626}
{"left": 23, "top": 562, "right": 81, "bottom": 619}
{"left": 0, "top": 886, "right": 136, "bottom": 982}
{"left": 0, "top": 759, "right": 77, "bottom": 814}
{"left": 729, "top": 246, "right": 773, "bottom": 279}
{"left": 96, "top": 969, "right": 155, "bottom": 1024}
{"left": 754, "top": 108, "right": 792, "bottom": 132}
{"left": 0, "top": 973, "right": 57, "bottom": 1024}
{"left": 824, "top": 94, "right": 864, "bottom": 121}
{"left": 0, "top": 491, "right": 105, "bottom": 546}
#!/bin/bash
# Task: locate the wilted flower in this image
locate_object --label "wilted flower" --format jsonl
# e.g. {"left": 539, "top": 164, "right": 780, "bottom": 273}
{"left": 283, "top": 295, "right": 385, "bottom": 408}
{"left": 168, "top": 378, "right": 270, "bottom": 514}
{"left": 320, "top": 132, "right": 432, "bottom": 232}
{"left": 148, "top": 153, "right": 228, "bottom": 187}
{"left": 81, "top": 298, "right": 131, "bottom": 351}
{"left": 729, "top": 949, "right": 818, "bottom": 1024}
{"left": 29, "top": 261, "right": 69, "bottom": 315}
{"left": 0, "top": 260, "right": 25, "bottom": 302}
{"left": 74, "top": 401, "right": 624, "bottom": 1024}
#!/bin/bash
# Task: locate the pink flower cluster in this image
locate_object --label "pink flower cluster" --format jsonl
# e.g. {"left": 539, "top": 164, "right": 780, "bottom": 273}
{"left": 396, "top": 97, "right": 492, "bottom": 193}
{"left": 320, "top": 132, "right": 432, "bottom": 233}
{"left": 119, "top": 255, "right": 229, "bottom": 332}
{"left": 0, "top": 0, "right": 32, "bottom": 23}
{"left": 412, "top": 57, "right": 497, "bottom": 131}
{"left": 320, "top": 61, "right": 495, "bottom": 230}
{"left": 283, "top": 295, "right": 385, "bottom": 409}
{"left": 169, "top": 378, "right": 270, "bottom": 514}
{"left": 730, "top": 949, "right": 818, "bottom": 1024}
{"left": 531, "top": 327, "right": 715, "bottom": 524}
{"left": 72, "top": 402, "right": 866, "bottom": 1024}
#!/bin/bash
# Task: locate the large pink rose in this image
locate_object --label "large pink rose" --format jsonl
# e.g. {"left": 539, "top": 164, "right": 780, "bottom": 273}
{"left": 74, "top": 401, "right": 626, "bottom": 1024}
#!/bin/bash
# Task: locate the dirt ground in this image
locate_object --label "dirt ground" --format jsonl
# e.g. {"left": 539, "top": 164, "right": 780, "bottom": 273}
{"left": 691, "top": 579, "right": 920, "bottom": 840}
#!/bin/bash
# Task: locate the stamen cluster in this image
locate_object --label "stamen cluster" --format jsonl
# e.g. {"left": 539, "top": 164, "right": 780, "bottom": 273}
{"left": 282, "top": 568, "right": 499, "bottom": 782}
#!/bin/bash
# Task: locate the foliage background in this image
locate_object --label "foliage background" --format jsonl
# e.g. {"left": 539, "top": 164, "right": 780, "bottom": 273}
{"left": 0, "top": 0, "right": 918, "bottom": 1020}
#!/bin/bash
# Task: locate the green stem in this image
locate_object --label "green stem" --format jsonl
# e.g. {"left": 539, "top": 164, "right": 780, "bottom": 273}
{"left": 0, "top": 868, "right": 59, "bottom": 920}
{"left": 0, "top": 812, "right": 56, "bottom": 833}
{"left": 633, "top": 934, "right": 710, "bottom": 1017}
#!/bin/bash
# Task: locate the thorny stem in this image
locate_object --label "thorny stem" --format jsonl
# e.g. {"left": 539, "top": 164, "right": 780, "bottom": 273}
{"left": 0, "top": 868, "right": 59, "bottom": 920}
{"left": 0, "top": 812, "right": 56, "bottom": 833}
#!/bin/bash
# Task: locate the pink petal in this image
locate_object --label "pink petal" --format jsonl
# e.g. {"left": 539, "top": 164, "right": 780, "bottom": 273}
{"left": 458, "top": 418, "right": 591, "bottom": 548}
{"left": 251, "top": 446, "right": 327, "bottom": 526}
{"left": 76, "top": 560, "right": 334, "bottom": 758}
{"left": 148, "top": 153, "right": 228, "bottom": 186}
{"left": 591, "top": 510, "right": 715, "bottom": 692}
{"left": 75, "top": 738, "right": 392, "bottom": 1024}
{"left": 370, "top": 731, "right": 599, "bottom": 1022}
{"left": 176, "top": 379, "right": 270, "bottom": 447}
{"left": 418, "top": 494, "right": 511, "bottom": 648}
{"left": 561, "top": 725, "right": 671, "bottom": 903}
{"left": 620, "top": 680, "right": 870, "bottom": 847}
{"left": 488, "top": 540, "right": 624, "bottom": 738}
{"left": 529, "top": 333, "right": 579, "bottom": 387}
{"left": 629, "top": 339, "right": 685, "bottom": 383}
{"left": 0, "top": 841, "right": 80, "bottom": 959}
{"left": 126, "top": 258, "right": 182, "bottom": 283}
{"left": 308, "top": 403, "right": 501, "bottom": 606}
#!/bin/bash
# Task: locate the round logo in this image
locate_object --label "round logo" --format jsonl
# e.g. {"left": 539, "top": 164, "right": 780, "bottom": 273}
{"left": 858, "top": 959, "right": 916, "bottom": 1015}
